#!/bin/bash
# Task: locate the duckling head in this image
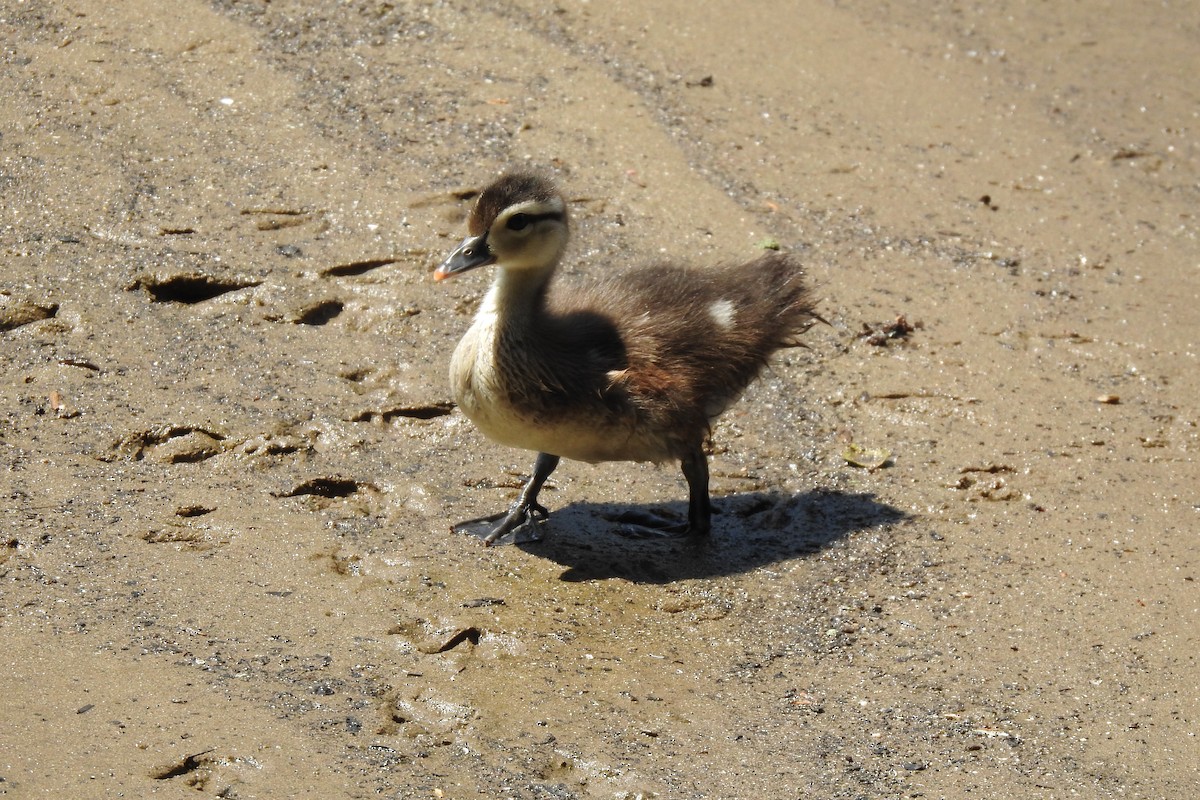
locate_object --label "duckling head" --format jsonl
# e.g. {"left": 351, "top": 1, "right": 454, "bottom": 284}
{"left": 434, "top": 173, "right": 568, "bottom": 281}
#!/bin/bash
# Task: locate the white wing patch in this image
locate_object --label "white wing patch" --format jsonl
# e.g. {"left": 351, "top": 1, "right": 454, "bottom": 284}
{"left": 708, "top": 298, "right": 736, "bottom": 329}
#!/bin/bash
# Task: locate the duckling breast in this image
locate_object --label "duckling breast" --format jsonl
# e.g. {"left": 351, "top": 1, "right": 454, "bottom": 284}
{"left": 450, "top": 310, "right": 673, "bottom": 463}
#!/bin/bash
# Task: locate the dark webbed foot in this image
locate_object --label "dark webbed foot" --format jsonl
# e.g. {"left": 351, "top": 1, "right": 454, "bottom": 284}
{"left": 604, "top": 446, "right": 714, "bottom": 539}
{"left": 453, "top": 500, "right": 550, "bottom": 545}
{"left": 451, "top": 449, "right": 715, "bottom": 545}
{"left": 452, "top": 452, "right": 559, "bottom": 546}
{"left": 602, "top": 508, "right": 699, "bottom": 539}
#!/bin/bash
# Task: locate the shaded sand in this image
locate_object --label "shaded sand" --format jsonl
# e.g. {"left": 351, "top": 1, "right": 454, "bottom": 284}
{"left": 2, "top": 1, "right": 1197, "bottom": 797}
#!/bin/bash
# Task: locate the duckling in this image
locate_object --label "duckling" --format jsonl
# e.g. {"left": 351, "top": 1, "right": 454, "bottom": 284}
{"left": 434, "top": 172, "right": 818, "bottom": 544}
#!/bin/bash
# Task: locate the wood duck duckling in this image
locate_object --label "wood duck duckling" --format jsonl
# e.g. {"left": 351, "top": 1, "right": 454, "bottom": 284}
{"left": 434, "top": 172, "right": 818, "bottom": 544}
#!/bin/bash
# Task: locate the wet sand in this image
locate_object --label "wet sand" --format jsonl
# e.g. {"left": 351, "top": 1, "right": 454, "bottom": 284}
{"left": 2, "top": 1, "right": 1197, "bottom": 797}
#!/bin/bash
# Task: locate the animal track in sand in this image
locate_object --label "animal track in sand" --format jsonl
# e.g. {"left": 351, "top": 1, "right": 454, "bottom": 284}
{"left": 127, "top": 271, "right": 262, "bottom": 304}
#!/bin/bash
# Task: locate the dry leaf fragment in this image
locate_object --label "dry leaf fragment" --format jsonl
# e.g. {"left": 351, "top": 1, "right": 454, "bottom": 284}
{"left": 842, "top": 443, "right": 892, "bottom": 469}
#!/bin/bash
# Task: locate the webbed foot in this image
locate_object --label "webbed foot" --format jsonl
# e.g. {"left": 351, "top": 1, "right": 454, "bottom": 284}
{"left": 453, "top": 500, "right": 550, "bottom": 546}
{"left": 603, "top": 509, "right": 707, "bottom": 540}
{"left": 453, "top": 452, "right": 560, "bottom": 546}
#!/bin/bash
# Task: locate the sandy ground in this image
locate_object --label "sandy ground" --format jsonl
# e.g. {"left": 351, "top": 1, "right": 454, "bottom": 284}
{"left": 2, "top": 1, "right": 1198, "bottom": 797}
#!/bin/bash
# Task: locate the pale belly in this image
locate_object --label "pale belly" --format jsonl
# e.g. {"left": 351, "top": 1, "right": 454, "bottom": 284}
{"left": 456, "top": 376, "right": 669, "bottom": 463}
{"left": 449, "top": 319, "right": 670, "bottom": 464}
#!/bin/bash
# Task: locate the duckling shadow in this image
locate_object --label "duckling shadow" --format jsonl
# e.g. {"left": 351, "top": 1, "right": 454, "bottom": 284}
{"left": 519, "top": 489, "right": 908, "bottom": 583}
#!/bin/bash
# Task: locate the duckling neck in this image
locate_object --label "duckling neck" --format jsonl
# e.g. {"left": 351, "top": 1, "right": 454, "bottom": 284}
{"left": 480, "top": 264, "right": 555, "bottom": 327}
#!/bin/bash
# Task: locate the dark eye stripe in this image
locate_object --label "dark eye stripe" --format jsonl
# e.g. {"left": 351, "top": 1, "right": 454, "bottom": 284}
{"left": 505, "top": 211, "right": 564, "bottom": 231}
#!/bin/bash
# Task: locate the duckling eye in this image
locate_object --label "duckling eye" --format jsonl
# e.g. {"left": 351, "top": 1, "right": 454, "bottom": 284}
{"left": 506, "top": 213, "right": 530, "bottom": 231}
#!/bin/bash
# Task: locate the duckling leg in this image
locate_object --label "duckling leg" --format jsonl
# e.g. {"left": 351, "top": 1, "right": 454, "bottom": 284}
{"left": 680, "top": 447, "right": 713, "bottom": 537}
{"left": 454, "top": 452, "right": 560, "bottom": 546}
{"left": 607, "top": 447, "right": 712, "bottom": 538}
